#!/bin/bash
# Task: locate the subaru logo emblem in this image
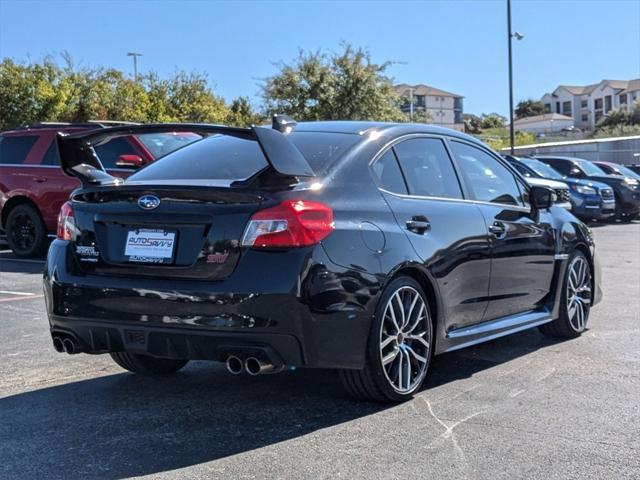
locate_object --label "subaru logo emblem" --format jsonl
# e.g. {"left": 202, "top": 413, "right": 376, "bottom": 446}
{"left": 138, "top": 195, "right": 160, "bottom": 210}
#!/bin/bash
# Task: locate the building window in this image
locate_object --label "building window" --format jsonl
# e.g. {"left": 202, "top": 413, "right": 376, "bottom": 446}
{"left": 620, "top": 94, "right": 628, "bottom": 105}
{"left": 581, "top": 99, "right": 588, "bottom": 108}
{"left": 562, "top": 101, "right": 572, "bottom": 115}
{"left": 595, "top": 111, "right": 603, "bottom": 123}
{"left": 605, "top": 95, "right": 612, "bottom": 112}
{"left": 556, "top": 102, "right": 561, "bottom": 113}
{"left": 594, "top": 98, "right": 603, "bottom": 110}
{"left": 581, "top": 114, "right": 588, "bottom": 122}
{"left": 544, "top": 103, "right": 551, "bottom": 113}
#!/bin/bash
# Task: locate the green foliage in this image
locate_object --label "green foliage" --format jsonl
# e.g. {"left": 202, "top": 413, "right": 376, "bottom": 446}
{"left": 226, "top": 96, "right": 263, "bottom": 127}
{"left": 0, "top": 57, "right": 239, "bottom": 130}
{"left": 515, "top": 99, "right": 545, "bottom": 119}
{"left": 463, "top": 113, "right": 482, "bottom": 134}
{"left": 475, "top": 128, "right": 535, "bottom": 150}
{"left": 480, "top": 112, "right": 507, "bottom": 129}
{"left": 261, "top": 44, "right": 405, "bottom": 122}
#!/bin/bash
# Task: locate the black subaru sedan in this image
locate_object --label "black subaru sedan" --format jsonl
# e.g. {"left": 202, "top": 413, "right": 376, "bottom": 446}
{"left": 44, "top": 118, "right": 602, "bottom": 402}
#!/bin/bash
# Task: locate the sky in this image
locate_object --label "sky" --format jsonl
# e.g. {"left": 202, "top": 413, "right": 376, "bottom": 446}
{"left": 1, "top": 0, "right": 639, "bottom": 117}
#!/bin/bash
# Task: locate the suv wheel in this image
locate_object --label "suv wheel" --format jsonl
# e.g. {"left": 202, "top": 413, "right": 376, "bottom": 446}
{"left": 540, "top": 250, "right": 591, "bottom": 338}
{"left": 110, "top": 352, "right": 188, "bottom": 375}
{"left": 339, "top": 276, "right": 433, "bottom": 402}
{"left": 6, "top": 204, "right": 47, "bottom": 258}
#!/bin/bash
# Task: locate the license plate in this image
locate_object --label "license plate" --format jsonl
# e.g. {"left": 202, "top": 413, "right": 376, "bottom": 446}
{"left": 124, "top": 229, "right": 176, "bottom": 263}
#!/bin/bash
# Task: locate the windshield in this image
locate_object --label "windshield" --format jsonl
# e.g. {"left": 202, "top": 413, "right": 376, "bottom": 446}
{"left": 136, "top": 132, "right": 201, "bottom": 159}
{"left": 615, "top": 164, "right": 640, "bottom": 180}
{"left": 128, "top": 131, "right": 360, "bottom": 182}
{"left": 522, "top": 159, "right": 564, "bottom": 180}
{"left": 576, "top": 159, "right": 607, "bottom": 176}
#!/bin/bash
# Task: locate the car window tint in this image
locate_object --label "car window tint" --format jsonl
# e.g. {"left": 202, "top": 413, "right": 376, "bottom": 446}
{"left": 511, "top": 162, "right": 532, "bottom": 177}
{"left": 94, "top": 137, "right": 139, "bottom": 169}
{"left": 42, "top": 141, "right": 60, "bottom": 165}
{"left": 450, "top": 141, "right": 524, "bottom": 206}
{"left": 371, "top": 149, "right": 408, "bottom": 194}
{"left": 136, "top": 132, "right": 201, "bottom": 159}
{"left": 0, "top": 135, "right": 39, "bottom": 164}
{"left": 542, "top": 159, "right": 570, "bottom": 175}
{"left": 393, "top": 138, "right": 462, "bottom": 199}
{"left": 289, "top": 132, "right": 361, "bottom": 173}
{"left": 129, "top": 134, "right": 268, "bottom": 181}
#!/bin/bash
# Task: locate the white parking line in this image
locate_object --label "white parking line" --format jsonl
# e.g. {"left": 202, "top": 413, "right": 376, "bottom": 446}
{"left": 0, "top": 290, "right": 36, "bottom": 296}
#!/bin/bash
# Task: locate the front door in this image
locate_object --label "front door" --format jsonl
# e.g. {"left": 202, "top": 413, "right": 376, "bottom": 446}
{"left": 448, "top": 140, "right": 556, "bottom": 320}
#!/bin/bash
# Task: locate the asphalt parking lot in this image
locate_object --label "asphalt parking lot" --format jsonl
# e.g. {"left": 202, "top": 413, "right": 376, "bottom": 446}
{"left": 1, "top": 222, "right": 639, "bottom": 480}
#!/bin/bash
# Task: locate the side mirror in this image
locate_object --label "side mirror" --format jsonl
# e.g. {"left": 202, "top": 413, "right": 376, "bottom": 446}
{"left": 530, "top": 186, "right": 554, "bottom": 210}
{"left": 116, "top": 154, "right": 145, "bottom": 169}
{"left": 570, "top": 168, "right": 583, "bottom": 177}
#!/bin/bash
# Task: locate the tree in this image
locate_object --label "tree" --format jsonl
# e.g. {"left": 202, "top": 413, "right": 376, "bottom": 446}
{"left": 0, "top": 57, "right": 232, "bottom": 128}
{"left": 515, "top": 99, "right": 545, "bottom": 119}
{"left": 463, "top": 113, "right": 482, "bottom": 134}
{"left": 480, "top": 112, "right": 507, "bottom": 129}
{"left": 596, "top": 108, "right": 631, "bottom": 130}
{"left": 226, "top": 96, "right": 263, "bottom": 127}
{"left": 261, "top": 44, "right": 405, "bottom": 122}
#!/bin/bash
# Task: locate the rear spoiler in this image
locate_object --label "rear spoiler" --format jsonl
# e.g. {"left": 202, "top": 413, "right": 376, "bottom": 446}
{"left": 57, "top": 122, "right": 314, "bottom": 186}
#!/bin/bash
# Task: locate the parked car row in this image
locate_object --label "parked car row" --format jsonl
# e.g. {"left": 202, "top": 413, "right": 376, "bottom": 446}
{"left": 502, "top": 154, "right": 639, "bottom": 223}
{"left": 0, "top": 122, "right": 200, "bottom": 257}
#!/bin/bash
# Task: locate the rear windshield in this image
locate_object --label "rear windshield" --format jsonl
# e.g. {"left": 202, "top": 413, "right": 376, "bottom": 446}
{"left": 127, "top": 131, "right": 360, "bottom": 182}
{"left": 136, "top": 132, "right": 201, "bottom": 159}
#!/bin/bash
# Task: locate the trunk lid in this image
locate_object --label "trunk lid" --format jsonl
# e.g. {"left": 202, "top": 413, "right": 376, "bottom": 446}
{"left": 71, "top": 185, "right": 263, "bottom": 280}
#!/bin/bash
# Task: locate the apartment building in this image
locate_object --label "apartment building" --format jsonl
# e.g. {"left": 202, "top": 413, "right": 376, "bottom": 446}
{"left": 540, "top": 79, "right": 639, "bottom": 131}
{"left": 395, "top": 84, "right": 464, "bottom": 131}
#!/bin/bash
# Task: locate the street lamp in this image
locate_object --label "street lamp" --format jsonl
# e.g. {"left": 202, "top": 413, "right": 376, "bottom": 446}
{"left": 127, "top": 52, "right": 143, "bottom": 81}
{"left": 507, "top": 0, "right": 524, "bottom": 154}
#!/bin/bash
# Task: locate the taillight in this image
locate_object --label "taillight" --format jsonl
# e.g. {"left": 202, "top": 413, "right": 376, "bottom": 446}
{"left": 241, "top": 200, "right": 334, "bottom": 248}
{"left": 56, "top": 201, "right": 77, "bottom": 241}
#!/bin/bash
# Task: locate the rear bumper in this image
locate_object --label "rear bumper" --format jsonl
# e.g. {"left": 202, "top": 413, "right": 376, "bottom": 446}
{"left": 44, "top": 240, "right": 378, "bottom": 369}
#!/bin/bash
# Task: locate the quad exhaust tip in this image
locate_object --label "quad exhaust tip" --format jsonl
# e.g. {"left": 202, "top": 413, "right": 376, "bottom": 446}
{"left": 226, "top": 355, "right": 244, "bottom": 375}
{"left": 52, "top": 336, "right": 65, "bottom": 353}
{"left": 62, "top": 338, "right": 77, "bottom": 354}
{"left": 244, "top": 356, "right": 284, "bottom": 376}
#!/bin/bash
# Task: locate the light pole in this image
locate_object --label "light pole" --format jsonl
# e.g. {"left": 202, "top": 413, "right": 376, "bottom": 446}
{"left": 507, "top": 0, "right": 524, "bottom": 154}
{"left": 127, "top": 52, "right": 143, "bottom": 82}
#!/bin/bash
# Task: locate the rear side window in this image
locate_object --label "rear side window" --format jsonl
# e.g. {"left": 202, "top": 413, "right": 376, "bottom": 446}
{"left": 449, "top": 141, "right": 524, "bottom": 206}
{"left": 0, "top": 135, "right": 39, "bottom": 164}
{"left": 94, "top": 137, "right": 140, "bottom": 169}
{"left": 289, "top": 132, "right": 360, "bottom": 173}
{"left": 372, "top": 149, "right": 408, "bottom": 194}
{"left": 42, "top": 141, "right": 60, "bottom": 165}
{"left": 393, "top": 138, "right": 463, "bottom": 199}
{"left": 129, "top": 135, "right": 267, "bottom": 181}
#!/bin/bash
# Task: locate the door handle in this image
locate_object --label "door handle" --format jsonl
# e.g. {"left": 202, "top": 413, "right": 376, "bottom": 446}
{"left": 488, "top": 221, "right": 506, "bottom": 238}
{"left": 33, "top": 177, "right": 47, "bottom": 183}
{"left": 406, "top": 216, "right": 431, "bottom": 234}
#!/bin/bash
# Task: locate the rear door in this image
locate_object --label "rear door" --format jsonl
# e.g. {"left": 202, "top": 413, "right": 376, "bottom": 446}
{"left": 372, "top": 136, "right": 491, "bottom": 330}
{"left": 449, "top": 140, "right": 556, "bottom": 320}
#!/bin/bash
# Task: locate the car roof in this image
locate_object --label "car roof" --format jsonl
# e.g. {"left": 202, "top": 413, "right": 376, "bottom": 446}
{"left": 1, "top": 126, "right": 98, "bottom": 135}
{"left": 293, "top": 120, "right": 481, "bottom": 143}
{"left": 534, "top": 155, "right": 588, "bottom": 162}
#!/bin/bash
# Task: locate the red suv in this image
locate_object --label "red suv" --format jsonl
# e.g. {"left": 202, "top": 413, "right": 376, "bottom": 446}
{"left": 0, "top": 123, "right": 199, "bottom": 257}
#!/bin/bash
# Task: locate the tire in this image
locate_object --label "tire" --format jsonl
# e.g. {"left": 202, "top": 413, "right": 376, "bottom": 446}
{"left": 110, "top": 352, "right": 188, "bottom": 375}
{"left": 6, "top": 204, "right": 47, "bottom": 258}
{"left": 339, "top": 275, "right": 433, "bottom": 403}
{"left": 539, "top": 250, "right": 591, "bottom": 339}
